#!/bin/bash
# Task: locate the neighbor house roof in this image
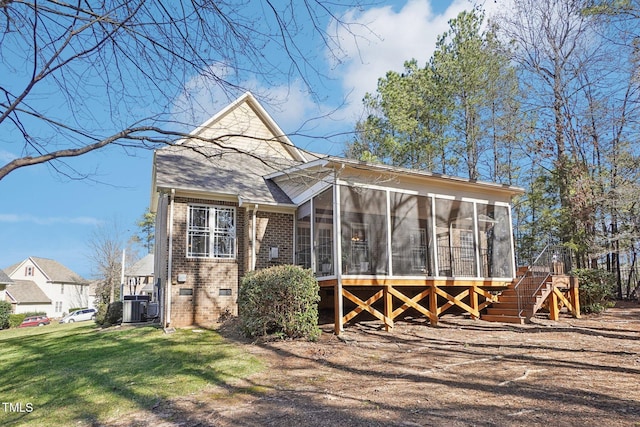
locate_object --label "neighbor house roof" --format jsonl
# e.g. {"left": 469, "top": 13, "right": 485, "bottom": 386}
{"left": 126, "top": 254, "right": 154, "bottom": 277}
{"left": 4, "top": 257, "right": 87, "bottom": 284}
{"left": 32, "top": 257, "right": 87, "bottom": 283}
{"left": 5, "top": 280, "right": 52, "bottom": 304}
{"left": 0, "top": 269, "right": 13, "bottom": 285}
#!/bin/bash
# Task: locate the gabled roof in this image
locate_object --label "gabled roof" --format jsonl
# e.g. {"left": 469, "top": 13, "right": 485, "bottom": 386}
{"left": 0, "top": 269, "right": 13, "bottom": 285}
{"left": 4, "top": 257, "right": 87, "bottom": 284}
{"left": 5, "top": 280, "right": 52, "bottom": 304}
{"left": 153, "top": 92, "right": 305, "bottom": 207}
{"left": 32, "top": 257, "right": 86, "bottom": 283}
{"left": 126, "top": 254, "right": 154, "bottom": 277}
{"left": 3, "top": 262, "right": 20, "bottom": 277}
{"left": 180, "top": 92, "right": 307, "bottom": 163}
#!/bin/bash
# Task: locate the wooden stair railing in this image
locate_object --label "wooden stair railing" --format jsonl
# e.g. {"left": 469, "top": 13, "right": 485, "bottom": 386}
{"left": 482, "top": 273, "right": 552, "bottom": 324}
{"left": 480, "top": 245, "right": 580, "bottom": 324}
{"left": 482, "top": 244, "right": 576, "bottom": 324}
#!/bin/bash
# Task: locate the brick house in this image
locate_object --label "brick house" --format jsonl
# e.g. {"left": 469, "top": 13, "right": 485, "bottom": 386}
{"left": 151, "top": 92, "right": 530, "bottom": 330}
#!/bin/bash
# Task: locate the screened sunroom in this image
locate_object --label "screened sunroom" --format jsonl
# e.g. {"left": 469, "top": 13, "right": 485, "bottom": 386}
{"left": 271, "top": 158, "right": 523, "bottom": 332}
{"left": 295, "top": 185, "right": 515, "bottom": 281}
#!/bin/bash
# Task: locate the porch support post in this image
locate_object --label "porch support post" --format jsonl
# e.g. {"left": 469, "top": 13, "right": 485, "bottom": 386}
{"left": 251, "top": 204, "right": 259, "bottom": 271}
{"left": 386, "top": 190, "right": 393, "bottom": 277}
{"left": 549, "top": 289, "right": 560, "bottom": 321}
{"left": 470, "top": 285, "right": 479, "bottom": 320}
{"left": 473, "top": 202, "right": 481, "bottom": 278}
{"left": 569, "top": 276, "right": 581, "bottom": 318}
{"left": 429, "top": 284, "right": 438, "bottom": 326}
{"left": 507, "top": 201, "right": 517, "bottom": 278}
{"left": 334, "top": 181, "right": 344, "bottom": 334}
{"left": 334, "top": 283, "right": 342, "bottom": 334}
{"left": 165, "top": 189, "right": 175, "bottom": 328}
{"left": 384, "top": 285, "right": 393, "bottom": 331}
{"left": 431, "top": 197, "right": 439, "bottom": 276}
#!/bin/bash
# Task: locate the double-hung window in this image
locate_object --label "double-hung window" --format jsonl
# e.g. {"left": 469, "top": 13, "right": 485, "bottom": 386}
{"left": 187, "top": 205, "right": 236, "bottom": 259}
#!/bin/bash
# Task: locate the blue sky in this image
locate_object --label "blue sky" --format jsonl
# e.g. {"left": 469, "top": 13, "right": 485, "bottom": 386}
{"left": 0, "top": 0, "right": 506, "bottom": 278}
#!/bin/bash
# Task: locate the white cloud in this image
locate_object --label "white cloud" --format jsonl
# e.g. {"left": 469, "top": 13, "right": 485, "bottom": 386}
{"left": 326, "top": 0, "right": 509, "bottom": 121}
{"left": 171, "top": 65, "right": 328, "bottom": 138}
{"left": 0, "top": 149, "right": 17, "bottom": 164}
{"left": 0, "top": 213, "right": 103, "bottom": 226}
{"left": 167, "top": 1, "right": 515, "bottom": 155}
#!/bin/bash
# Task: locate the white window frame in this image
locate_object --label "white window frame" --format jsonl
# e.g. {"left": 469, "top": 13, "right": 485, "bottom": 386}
{"left": 187, "top": 204, "right": 237, "bottom": 259}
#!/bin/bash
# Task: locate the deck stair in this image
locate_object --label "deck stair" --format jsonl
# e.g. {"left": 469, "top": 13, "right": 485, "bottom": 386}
{"left": 481, "top": 245, "right": 579, "bottom": 324}
{"left": 482, "top": 272, "right": 553, "bottom": 324}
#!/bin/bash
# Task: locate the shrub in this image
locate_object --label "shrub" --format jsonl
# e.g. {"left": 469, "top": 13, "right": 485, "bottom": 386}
{"left": 21, "top": 311, "right": 47, "bottom": 316}
{"left": 95, "top": 302, "right": 123, "bottom": 327}
{"left": 239, "top": 265, "right": 320, "bottom": 340}
{"left": 573, "top": 268, "right": 616, "bottom": 314}
{"left": 106, "top": 302, "right": 123, "bottom": 326}
{"left": 95, "top": 303, "right": 108, "bottom": 326}
{"left": 9, "top": 314, "right": 26, "bottom": 328}
{"left": 0, "top": 301, "right": 11, "bottom": 329}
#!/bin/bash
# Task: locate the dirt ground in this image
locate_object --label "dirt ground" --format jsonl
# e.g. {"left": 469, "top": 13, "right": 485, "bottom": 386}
{"left": 121, "top": 302, "right": 640, "bottom": 427}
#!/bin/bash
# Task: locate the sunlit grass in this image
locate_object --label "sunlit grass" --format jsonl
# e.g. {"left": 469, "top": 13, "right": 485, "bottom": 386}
{"left": 0, "top": 322, "right": 263, "bottom": 426}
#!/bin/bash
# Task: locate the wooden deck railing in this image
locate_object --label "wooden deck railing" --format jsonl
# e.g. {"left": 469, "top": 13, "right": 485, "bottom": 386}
{"left": 436, "top": 246, "right": 490, "bottom": 277}
{"left": 514, "top": 245, "right": 573, "bottom": 318}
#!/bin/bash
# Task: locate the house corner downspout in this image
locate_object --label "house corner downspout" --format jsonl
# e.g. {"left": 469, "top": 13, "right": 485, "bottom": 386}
{"left": 252, "top": 204, "right": 259, "bottom": 271}
{"left": 165, "top": 189, "right": 175, "bottom": 328}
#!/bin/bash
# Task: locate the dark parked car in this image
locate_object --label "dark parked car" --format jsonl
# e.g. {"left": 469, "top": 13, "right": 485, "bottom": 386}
{"left": 19, "top": 315, "right": 51, "bottom": 327}
{"left": 59, "top": 308, "right": 97, "bottom": 324}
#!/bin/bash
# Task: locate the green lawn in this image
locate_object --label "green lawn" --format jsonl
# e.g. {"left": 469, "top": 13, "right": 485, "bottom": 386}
{"left": 0, "top": 322, "right": 263, "bottom": 426}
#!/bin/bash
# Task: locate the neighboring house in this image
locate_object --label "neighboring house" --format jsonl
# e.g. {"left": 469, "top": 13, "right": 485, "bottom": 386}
{"left": 124, "top": 253, "right": 155, "bottom": 297}
{"left": 152, "top": 92, "right": 528, "bottom": 331}
{"left": 0, "top": 269, "right": 13, "bottom": 303}
{"left": 86, "top": 280, "right": 102, "bottom": 309}
{"left": 3, "top": 257, "right": 89, "bottom": 317}
{"left": 4, "top": 280, "right": 52, "bottom": 314}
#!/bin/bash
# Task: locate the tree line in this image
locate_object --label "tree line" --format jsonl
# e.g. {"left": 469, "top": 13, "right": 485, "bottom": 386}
{"left": 346, "top": 0, "right": 640, "bottom": 298}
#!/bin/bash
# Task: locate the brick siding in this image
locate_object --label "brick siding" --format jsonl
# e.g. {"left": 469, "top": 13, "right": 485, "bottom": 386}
{"left": 168, "top": 196, "right": 293, "bottom": 327}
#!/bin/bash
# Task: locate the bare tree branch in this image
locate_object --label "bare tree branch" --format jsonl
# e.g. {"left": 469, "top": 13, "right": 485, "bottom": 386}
{"left": 0, "top": 0, "right": 366, "bottom": 181}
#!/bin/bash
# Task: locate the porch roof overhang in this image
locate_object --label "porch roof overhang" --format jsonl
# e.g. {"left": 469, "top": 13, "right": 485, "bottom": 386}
{"left": 266, "top": 156, "right": 526, "bottom": 198}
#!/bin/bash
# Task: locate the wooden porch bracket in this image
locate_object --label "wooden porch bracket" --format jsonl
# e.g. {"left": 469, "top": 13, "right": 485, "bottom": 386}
{"left": 337, "top": 283, "right": 503, "bottom": 330}
{"left": 342, "top": 288, "right": 394, "bottom": 329}
{"left": 387, "top": 287, "right": 436, "bottom": 324}
{"left": 549, "top": 286, "right": 581, "bottom": 320}
{"left": 434, "top": 286, "right": 479, "bottom": 319}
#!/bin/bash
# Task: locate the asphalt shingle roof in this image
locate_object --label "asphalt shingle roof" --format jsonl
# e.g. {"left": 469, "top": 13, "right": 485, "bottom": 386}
{"left": 0, "top": 269, "right": 13, "bottom": 285}
{"left": 31, "top": 257, "right": 87, "bottom": 284}
{"left": 4, "top": 257, "right": 86, "bottom": 284}
{"left": 154, "top": 145, "right": 296, "bottom": 205}
{"left": 126, "top": 254, "right": 154, "bottom": 277}
{"left": 5, "top": 280, "right": 51, "bottom": 304}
